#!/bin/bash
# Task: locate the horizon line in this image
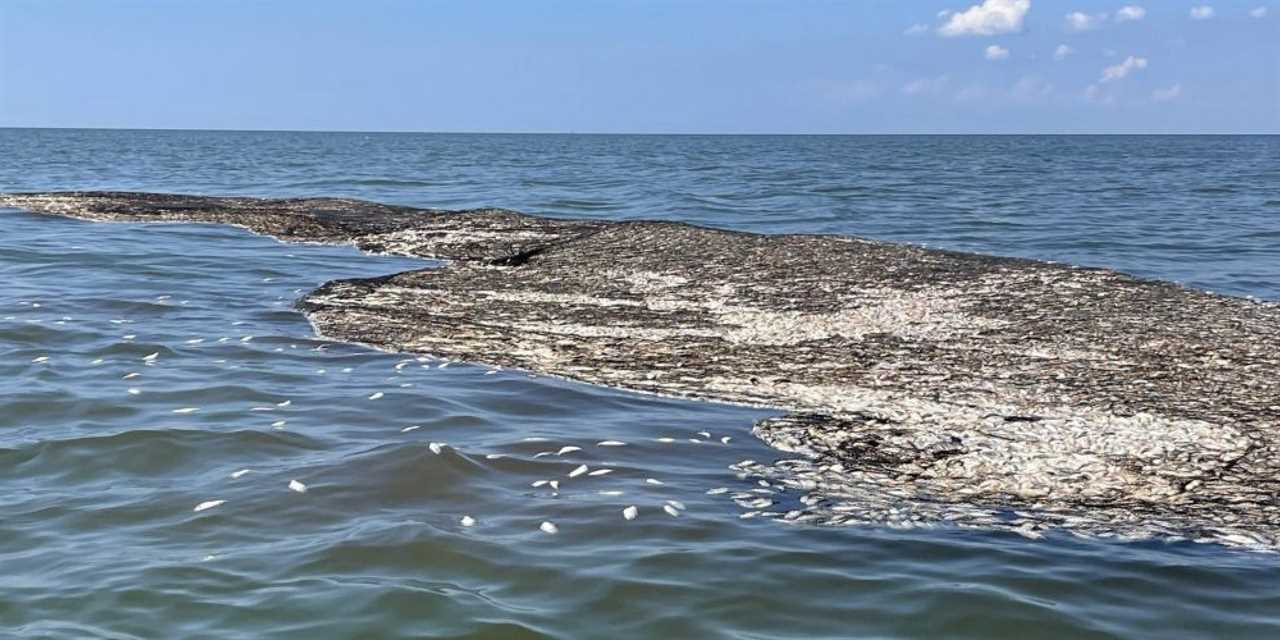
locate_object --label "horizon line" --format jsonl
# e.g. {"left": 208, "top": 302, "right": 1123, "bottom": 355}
{"left": 2, "top": 126, "right": 1278, "bottom": 136}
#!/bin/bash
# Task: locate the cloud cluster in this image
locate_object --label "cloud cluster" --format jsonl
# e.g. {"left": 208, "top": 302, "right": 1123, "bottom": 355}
{"left": 1100, "top": 55, "right": 1149, "bottom": 82}
{"left": 1249, "top": 6, "right": 1268, "bottom": 18}
{"left": 938, "top": 0, "right": 1031, "bottom": 37}
{"left": 1066, "top": 5, "right": 1145, "bottom": 31}
{"left": 1115, "top": 6, "right": 1146, "bottom": 22}
{"left": 1190, "top": 5, "right": 1215, "bottom": 20}
{"left": 985, "top": 44, "right": 1010, "bottom": 61}
{"left": 1053, "top": 44, "right": 1074, "bottom": 61}
{"left": 1065, "top": 11, "right": 1107, "bottom": 31}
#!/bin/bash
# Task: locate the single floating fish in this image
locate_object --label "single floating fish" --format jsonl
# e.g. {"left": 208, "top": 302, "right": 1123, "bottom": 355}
{"left": 460, "top": 515, "right": 476, "bottom": 527}
{"left": 31, "top": 356, "right": 49, "bottom": 363}
{"left": 721, "top": 436, "right": 732, "bottom": 444}
{"left": 271, "top": 420, "right": 287, "bottom": 428}
{"left": 645, "top": 478, "right": 665, "bottom": 486}
{"left": 598, "top": 490, "right": 624, "bottom": 496}
{"left": 193, "top": 500, "right": 225, "bottom": 512}
{"left": 276, "top": 400, "right": 291, "bottom": 407}
{"left": 623, "top": 506, "right": 638, "bottom": 520}
{"left": 539, "top": 521, "right": 558, "bottom": 534}
{"left": 666, "top": 500, "right": 686, "bottom": 511}
{"left": 568, "top": 464, "right": 589, "bottom": 478}
{"left": 127, "top": 388, "right": 141, "bottom": 395}
{"left": 428, "top": 442, "right": 445, "bottom": 455}
{"left": 401, "top": 425, "right": 421, "bottom": 433}
{"left": 288, "top": 479, "right": 308, "bottom": 493}
{"left": 229, "top": 469, "right": 252, "bottom": 479}
{"left": 368, "top": 392, "right": 384, "bottom": 400}
{"left": 663, "top": 505, "right": 681, "bottom": 517}
{"left": 173, "top": 407, "right": 200, "bottom": 414}
{"left": 597, "top": 440, "right": 626, "bottom": 447}
{"left": 143, "top": 352, "right": 159, "bottom": 362}
{"left": 557, "top": 446, "right": 581, "bottom": 455}
{"left": 588, "top": 469, "right": 613, "bottom": 477}
{"left": 656, "top": 437, "right": 675, "bottom": 443}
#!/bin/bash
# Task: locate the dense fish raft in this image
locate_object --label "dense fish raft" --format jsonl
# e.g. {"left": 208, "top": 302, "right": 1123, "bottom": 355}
{"left": 5, "top": 191, "right": 1279, "bottom": 548}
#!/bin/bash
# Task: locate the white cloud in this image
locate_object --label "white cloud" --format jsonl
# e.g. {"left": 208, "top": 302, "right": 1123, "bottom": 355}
{"left": 1100, "top": 55, "right": 1148, "bottom": 82}
{"left": 904, "top": 23, "right": 931, "bottom": 35}
{"left": 1190, "top": 5, "right": 1215, "bottom": 19}
{"left": 1116, "top": 6, "right": 1146, "bottom": 22}
{"left": 1250, "top": 6, "right": 1268, "bottom": 18}
{"left": 938, "top": 9, "right": 953, "bottom": 18}
{"left": 985, "top": 44, "right": 1011, "bottom": 60}
{"left": 1053, "top": 44, "right": 1075, "bottom": 60}
{"left": 902, "top": 75, "right": 951, "bottom": 96}
{"left": 938, "top": 0, "right": 1031, "bottom": 37}
{"left": 1152, "top": 84, "right": 1183, "bottom": 101}
{"left": 1066, "top": 11, "right": 1108, "bottom": 31}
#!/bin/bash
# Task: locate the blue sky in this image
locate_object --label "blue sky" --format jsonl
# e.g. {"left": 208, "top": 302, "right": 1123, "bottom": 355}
{"left": 1, "top": 0, "right": 1275, "bottom": 133}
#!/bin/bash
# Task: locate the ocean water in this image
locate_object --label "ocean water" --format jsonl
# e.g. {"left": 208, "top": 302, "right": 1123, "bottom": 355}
{"left": 1, "top": 129, "right": 1278, "bottom": 638}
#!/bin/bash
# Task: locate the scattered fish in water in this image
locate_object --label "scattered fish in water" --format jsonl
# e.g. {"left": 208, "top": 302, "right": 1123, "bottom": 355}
{"left": 549, "top": 480, "right": 560, "bottom": 491}
{"left": 271, "top": 420, "right": 287, "bottom": 428}
{"left": 127, "top": 388, "right": 141, "bottom": 395}
{"left": 656, "top": 437, "right": 675, "bottom": 443}
{"left": 568, "top": 465, "right": 589, "bottom": 478}
{"left": 173, "top": 407, "right": 200, "bottom": 414}
{"left": 193, "top": 500, "right": 225, "bottom": 512}
{"left": 276, "top": 400, "right": 291, "bottom": 407}
{"left": 122, "top": 372, "right": 140, "bottom": 379}
{"left": 623, "top": 506, "right": 638, "bottom": 520}
{"left": 368, "top": 392, "right": 384, "bottom": 400}
{"left": 666, "top": 500, "right": 687, "bottom": 511}
{"left": 229, "top": 469, "right": 252, "bottom": 479}
{"left": 539, "top": 521, "right": 558, "bottom": 534}
{"left": 240, "top": 335, "right": 253, "bottom": 342}
{"left": 645, "top": 478, "right": 665, "bottom": 485}
{"left": 90, "top": 358, "right": 104, "bottom": 365}
{"left": 288, "top": 479, "right": 308, "bottom": 493}
{"left": 185, "top": 338, "right": 204, "bottom": 344}
{"left": 598, "top": 490, "right": 624, "bottom": 496}
{"left": 143, "top": 352, "right": 159, "bottom": 362}
{"left": 697, "top": 431, "right": 711, "bottom": 438}
{"left": 721, "top": 436, "right": 732, "bottom": 444}
{"left": 663, "top": 505, "right": 681, "bottom": 517}
{"left": 460, "top": 515, "right": 476, "bottom": 527}
{"left": 532, "top": 480, "right": 549, "bottom": 488}
{"left": 485, "top": 453, "right": 505, "bottom": 460}
{"left": 401, "top": 425, "right": 421, "bottom": 433}
{"left": 597, "top": 440, "right": 626, "bottom": 447}
{"left": 428, "top": 442, "right": 444, "bottom": 455}
{"left": 588, "top": 469, "right": 613, "bottom": 476}
{"left": 31, "top": 356, "right": 48, "bottom": 363}
{"left": 557, "top": 446, "right": 581, "bottom": 455}
{"left": 706, "top": 487, "right": 729, "bottom": 495}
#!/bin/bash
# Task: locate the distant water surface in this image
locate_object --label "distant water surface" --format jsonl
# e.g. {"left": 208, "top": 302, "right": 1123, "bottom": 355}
{"left": 1, "top": 129, "right": 1278, "bottom": 639}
